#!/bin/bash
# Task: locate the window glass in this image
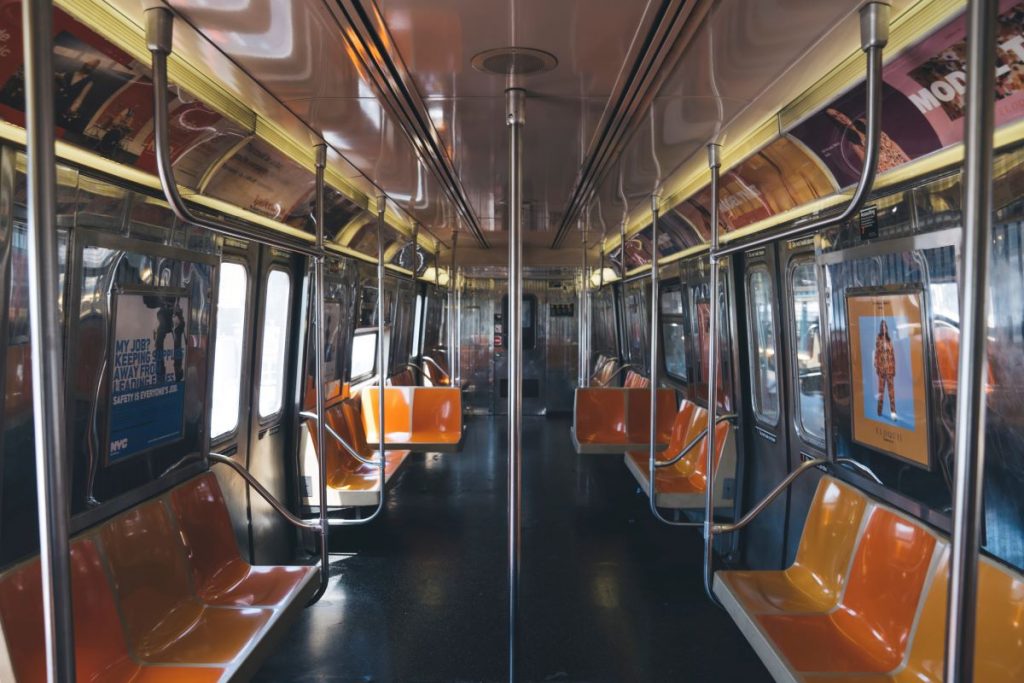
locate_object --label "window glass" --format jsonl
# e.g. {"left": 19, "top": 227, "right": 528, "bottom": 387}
{"left": 661, "top": 287, "right": 683, "bottom": 314}
{"left": 258, "top": 270, "right": 291, "bottom": 418}
{"left": 748, "top": 267, "right": 779, "bottom": 423}
{"left": 663, "top": 321, "right": 688, "bottom": 381}
{"left": 412, "top": 293, "right": 423, "bottom": 356}
{"left": 791, "top": 261, "right": 824, "bottom": 442}
{"left": 211, "top": 262, "right": 248, "bottom": 437}
{"left": 350, "top": 331, "right": 377, "bottom": 380}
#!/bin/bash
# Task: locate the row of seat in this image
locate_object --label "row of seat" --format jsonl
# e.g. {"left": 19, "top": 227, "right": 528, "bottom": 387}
{"left": 0, "top": 473, "right": 317, "bottom": 682}
{"left": 306, "top": 393, "right": 410, "bottom": 507}
{"left": 572, "top": 386, "right": 677, "bottom": 453}
{"left": 716, "top": 475, "right": 1024, "bottom": 682}
{"left": 589, "top": 355, "right": 649, "bottom": 389}
{"left": 623, "top": 398, "right": 735, "bottom": 509}
{"left": 361, "top": 386, "right": 464, "bottom": 451}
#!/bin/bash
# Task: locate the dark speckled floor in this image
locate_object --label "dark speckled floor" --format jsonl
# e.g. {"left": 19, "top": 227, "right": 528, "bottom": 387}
{"left": 254, "top": 416, "right": 771, "bottom": 682}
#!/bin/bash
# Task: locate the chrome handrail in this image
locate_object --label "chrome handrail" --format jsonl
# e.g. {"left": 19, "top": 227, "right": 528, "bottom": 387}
{"left": 209, "top": 454, "right": 320, "bottom": 531}
{"left": 594, "top": 363, "right": 633, "bottom": 387}
{"left": 655, "top": 415, "right": 736, "bottom": 469}
{"left": 702, "top": 2, "right": 890, "bottom": 604}
{"left": 419, "top": 355, "right": 449, "bottom": 380}
{"left": 836, "top": 457, "right": 883, "bottom": 485}
{"left": 711, "top": 458, "right": 827, "bottom": 534}
{"left": 299, "top": 411, "right": 380, "bottom": 466}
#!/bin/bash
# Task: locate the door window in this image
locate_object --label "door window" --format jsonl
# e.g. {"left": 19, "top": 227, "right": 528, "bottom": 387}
{"left": 790, "top": 260, "right": 824, "bottom": 443}
{"left": 257, "top": 269, "right": 291, "bottom": 419}
{"left": 748, "top": 266, "right": 780, "bottom": 424}
{"left": 210, "top": 262, "right": 247, "bottom": 439}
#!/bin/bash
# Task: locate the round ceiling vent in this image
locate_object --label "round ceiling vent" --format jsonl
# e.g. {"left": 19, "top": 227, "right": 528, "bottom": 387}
{"left": 471, "top": 47, "right": 558, "bottom": 76}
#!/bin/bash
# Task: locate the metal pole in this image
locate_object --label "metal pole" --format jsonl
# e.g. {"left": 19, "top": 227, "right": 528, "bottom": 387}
{"left": 703, "top": 143, "right": 722, "bottom": 604}
{"left": 377, "top": 198, "right": 387, "bottom": 502}
{"left": 456, "top": 268, "right": 463, "bottom": 385}
{"left": 506, "top": 86, "right": 525, "bottom": 683}
{"left": 945, "top": 0, "right": 996, "bottom": 679}
{"left": 449, "top": 231, "right": 458, "bottom": 381}
{"left": 23, "top": 0, "right": 76, "bottom": 678}
{"left": 307, "top": 144, "right": 330, "bottom": 605}
{"left": 580, "top": 228, "right": 589, "bottom": 387}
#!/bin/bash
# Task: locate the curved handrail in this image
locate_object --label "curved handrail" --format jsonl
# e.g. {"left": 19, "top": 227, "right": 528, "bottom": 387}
{"left": 712, "top": 458, "right": 827, "bottom": 534}
{"left": 145, "top": 8, "right": 317, "bottom": 258}
{"left": 401, "top": 362, "right": 427, "bottom": 379}
{"left": 702, "top": 2, "right": 890, "bottom": 603}
{"left": 654, "top": 414, "right": 736, "bottom": 469}
{"left": 419, "top": 355, "right": 449, "bottom": 381}
{"left": 209, "top": 453, "right": 321, "bottom": 530}
{"left": 299, "top": 411, "right": 380, "bottom": 466}
{"left": 593, "top": 363, "right": 633, "bottom": 388}
{"left": 836, "top": 457, "right": 883, "bottom": 485}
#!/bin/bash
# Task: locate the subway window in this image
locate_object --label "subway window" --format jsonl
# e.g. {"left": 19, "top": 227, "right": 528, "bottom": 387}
{"left": 210, "top": 262, "right": 248, "bottom": 439}
{"left": 790, "top": 260, "right": 824, "bottom": 443}
{"left": 411, "top": 292, "right": 424, "bottom": 357}
{"left": 661, "top": 284, "right": 687, "bottom": 382}
{"left": 747, "top": 266, "right": 780, "bottom": 424}
{"left": 257, "top": 269, "right": 291, "bottom": 419}
{"left": 350, "top": 330, "right": 377, "bottom": 381}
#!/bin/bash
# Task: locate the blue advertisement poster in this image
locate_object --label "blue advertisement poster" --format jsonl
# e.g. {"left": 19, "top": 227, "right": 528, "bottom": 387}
{"left": 108, "top": 292, "right": 188, "bottom": 462}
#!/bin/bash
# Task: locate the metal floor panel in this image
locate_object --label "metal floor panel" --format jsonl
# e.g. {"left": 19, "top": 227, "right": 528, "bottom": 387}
{"left": 254, "top": 416, "right": 770, "bottom": 682}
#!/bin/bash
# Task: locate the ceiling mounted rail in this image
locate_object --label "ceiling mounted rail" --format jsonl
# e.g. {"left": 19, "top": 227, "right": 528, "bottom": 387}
{"left": 331, "top": 0, "right": 489, "bottom": 249}
{"left": 550, "top": 0, "right": 714, "bottom": 249}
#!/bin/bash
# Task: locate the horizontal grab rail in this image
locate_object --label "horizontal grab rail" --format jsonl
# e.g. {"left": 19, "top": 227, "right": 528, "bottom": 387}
{"left": 299, "top": 411, "right": 380, "bottom": 467}
{"left": 655, "top": 414, "right": 736, "bottom": 469}
{"left": 712, "top": 458, "right": 826, "bottom": 534}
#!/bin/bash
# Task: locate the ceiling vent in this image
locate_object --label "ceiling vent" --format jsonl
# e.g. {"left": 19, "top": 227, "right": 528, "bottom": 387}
{"left": 471, "top": 47, "right": 557, "bottom": 76}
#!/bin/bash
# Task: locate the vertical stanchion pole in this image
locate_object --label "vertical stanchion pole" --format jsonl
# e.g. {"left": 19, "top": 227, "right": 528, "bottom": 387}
{"left": 945, "top": 0, "right": 996, "bottom": 678}
{"left": 449, "top": 231, "right": 459, "bottom": 382}
{"left": 23, "top": 0, "right": 76, "bottom": 678}
{"left": 506, "top": 86, "right": 525, "bottom": 683}
{"left": 456, "top": 268, "right": 463, "bottom": 385}
{"left": 703, "top": 143, "right": 722, "bottom": 603}
{"left": 647, "top": 192, "right": 661, "bottom": 510}
{"left": 308, "top": 144, "right": 330, "bottom": 605}
{"left": 580, "top": 226, "right": 589, "bottom": 387}
{"left": 377, "top": 199, "right": 387, "bottom": 497}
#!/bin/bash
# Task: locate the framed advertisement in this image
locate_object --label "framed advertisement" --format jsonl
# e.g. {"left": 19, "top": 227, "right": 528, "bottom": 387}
{"left": 846, "top": 287, "right": 931, "bottom": 468}
{"left": 107, "top": 288, "right": 190, "bottom": 464}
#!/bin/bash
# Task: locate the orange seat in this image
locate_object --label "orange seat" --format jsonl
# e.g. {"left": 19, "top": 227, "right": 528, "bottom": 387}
{"left": 362, "top": 386, "right": 463, "bottom": 450}
{"left": 716, "top": 477, "right": 868, "bottom": 613}
{"left": 591, "top": 356, "right": 619, "bottom": 386}
{"left": 624, "top": 370, "right": 649, "bottom": 388}
{"left": 803, "top": 548, "right": 1024, "bottom": 683}
{"left": 933, "top": 323, "right": 996, "bottom": 395}
{"left": 572, "top": 387, "right": 675, "bottom": 453}
{"left": 100, "top": 500, "right": 273, "bottom": 664}
{"left": 170, "top": 473, "right": 316, "bottom": 607}
{"left": 755, "top": 507, "right": 936, "bottom": 674}
{"left": 0, "top": 539, "right": 223, "bottom": 682}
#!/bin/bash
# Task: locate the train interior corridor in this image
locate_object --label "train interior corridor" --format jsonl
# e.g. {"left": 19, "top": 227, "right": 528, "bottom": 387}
{"left": 257, "top": 415, "right": 767, "bottom": 682}
{"left": 3, "top": 0, "right": 1024, "bottom": 681}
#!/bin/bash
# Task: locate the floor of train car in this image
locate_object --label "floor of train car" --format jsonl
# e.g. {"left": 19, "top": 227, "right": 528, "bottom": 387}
{"left": 256, "top": 416, "right": 770, "bottom": 682}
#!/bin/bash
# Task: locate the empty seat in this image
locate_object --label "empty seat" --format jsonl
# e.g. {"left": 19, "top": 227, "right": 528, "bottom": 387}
{"left": 361, "top": 386, "right": 464, "bottom": 451}
{"left": 100, "top": 499, "right": 273, "bottom": 664}
{"left": 387, "top": 368, "right": 417, "bottom": 386}
{"left": 0, "top": 539, "right": 223, "bottom": 682}
{"left": 716, "top": 477, "right": 867, "bottom": 614}
{"left": 624, "top": 401, "right": 736, "bottom": 508}
{"left": 572, "top": 387, "right": 676, "bottom": 454}
{"left": 170, "top": 473, "right": 316, "bottom": 607}
{"left": 623, "top": 370, "right": 649, "bottom": 388}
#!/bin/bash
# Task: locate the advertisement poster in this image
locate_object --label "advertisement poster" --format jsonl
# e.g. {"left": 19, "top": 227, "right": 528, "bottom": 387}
{"left": 847, "top": 290, "right": 930, "bottom": 467}
{"left": 202, "top": 138, "right": 315, "bottom": 220}
{"left": 789, "top": 81, "right": 942, "bottom": 187}
{"left": 885, "top": 0, "right": 1024, "bottom": 147}
{"left": 108, "top": 292, "right": 189, "bottom": 463}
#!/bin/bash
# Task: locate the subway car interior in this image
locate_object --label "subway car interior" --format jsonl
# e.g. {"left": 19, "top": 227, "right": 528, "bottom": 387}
{"left": 1, "top": 0, "right": 1023, "bottom": 681}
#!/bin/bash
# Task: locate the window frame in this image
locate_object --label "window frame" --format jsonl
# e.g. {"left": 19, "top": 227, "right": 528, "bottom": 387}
{"left": 210, "top": 259, "right": 250, "bottom": 443}
{"left": 787, "top": 256, "right": 826, "bottom": 448}
{"left": 256, "top": 267, "right": 293, "bottom": 423}
{"left": 659, "top": 281, "right": 689, "bottom": 383}
{"left": 745, "top": 263, "right": 781, "bottom": 427}
{"left": 349, "top": 328, "right": 379, "bottom": 384}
